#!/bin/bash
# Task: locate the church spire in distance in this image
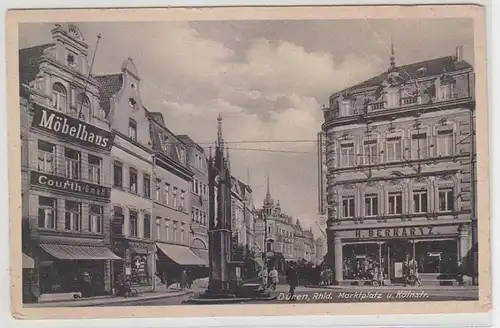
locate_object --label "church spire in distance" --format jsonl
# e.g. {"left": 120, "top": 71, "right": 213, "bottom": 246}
{"left": 389, "top": 38, "right": 397, "bottom": 71}
{"left": 217, "top": 114, "right": 224, "bottom": 149}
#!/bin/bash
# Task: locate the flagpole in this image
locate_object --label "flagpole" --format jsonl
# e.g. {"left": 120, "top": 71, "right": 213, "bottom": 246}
{"left": 78, "top": 33, "right": 102, "bottom": 118}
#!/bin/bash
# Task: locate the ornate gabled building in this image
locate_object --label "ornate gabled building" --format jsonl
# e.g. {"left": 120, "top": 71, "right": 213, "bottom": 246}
{"left": 320, "top": 43, "right": 476, "bottom": 285}
{"left": 20, "top": 24, "right": 119, "bottom": 300}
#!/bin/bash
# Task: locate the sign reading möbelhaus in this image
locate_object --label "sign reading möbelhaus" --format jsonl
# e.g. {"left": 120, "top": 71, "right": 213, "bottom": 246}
{"left": 30, "top": 171, "right": 111, "bottom": 198}
{"left": 31, "top": 103, "right": 114, "bottom": 151}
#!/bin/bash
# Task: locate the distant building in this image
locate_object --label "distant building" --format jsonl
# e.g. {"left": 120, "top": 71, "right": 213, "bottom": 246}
{"left": 320, "top": 44, "right": 476, "bottom": 284}
{"left": 20, "top": 24, "right": 119, "bottom": 299}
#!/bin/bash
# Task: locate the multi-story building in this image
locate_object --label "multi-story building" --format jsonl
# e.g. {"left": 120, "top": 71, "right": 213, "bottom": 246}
{"left": 293, "top": 220, "right": 306, "bottom": 261}
{"left": 95, "top": 58, "right": 155, "bottom": 292}
{"left": 242, "top": 184, "right": 256, "bottom": 252}
{"left": 176, "top": 134, "right": 210, "bottom": 264}
{"left": 303, "top": 229, "right": 315, "bottom": 263}
{"left": 148, "top": 115, "right": 206, "bottom": 284}
{"left": 315, "top": 237, "right": 325, "bottom": 265}
{"left": 320, "top": 44, "right": 476, "bottom": 285}
{"left": 20, "top": 24, "right": 119, "bottom": 298}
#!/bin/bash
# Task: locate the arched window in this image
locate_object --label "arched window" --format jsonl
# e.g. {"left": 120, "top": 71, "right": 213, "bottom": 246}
{"left": 266, "top": 240, "right": 274, "bottom": 252}
{"left": 128, "top": 119, "right": 137, "bottom": 141}
{"left": 76, "top": 93, "right": 91, "bottom": 120}
{"left": 52, "top": 83, "right": 67, "bottom": 112}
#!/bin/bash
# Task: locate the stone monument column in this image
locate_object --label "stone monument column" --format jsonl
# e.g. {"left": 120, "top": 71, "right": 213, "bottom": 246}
{"left": 334, "top": 235, "right": 343, "bottom": 284}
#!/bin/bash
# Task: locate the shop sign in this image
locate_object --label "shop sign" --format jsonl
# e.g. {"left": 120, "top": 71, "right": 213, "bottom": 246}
{"left": 30, "top": 171, "right": 111, "bottom": 198}
{"left": 355, "top": 226, "right": 436, "bottom": 239}
{"left": 31, "top": 103, "right": 114, "bottom": 151}
{"left": 132, "top": 255, "right": 147, "bottom": 273}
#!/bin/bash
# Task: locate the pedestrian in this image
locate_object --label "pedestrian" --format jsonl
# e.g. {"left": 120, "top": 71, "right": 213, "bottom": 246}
{"left": 269, "top": 266, "right": 279, "bottom": 290}
{"left": 286, "top": 262, "right": 299, "bottom": 300}
{"left": 180, "top": 269, "right": 187, "bottom": 291}
{"left": 259, "top": 266, "right": 268, "bottom": 290}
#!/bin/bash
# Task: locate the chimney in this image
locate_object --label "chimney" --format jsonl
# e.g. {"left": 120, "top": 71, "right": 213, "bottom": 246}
{"left": 455, "top": 45, "right": 464, "bottom": 62}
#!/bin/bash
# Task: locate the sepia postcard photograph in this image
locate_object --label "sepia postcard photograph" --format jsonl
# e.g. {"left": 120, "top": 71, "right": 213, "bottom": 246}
{"left": 6, "top": 4, "right": 490, "bottom": 320}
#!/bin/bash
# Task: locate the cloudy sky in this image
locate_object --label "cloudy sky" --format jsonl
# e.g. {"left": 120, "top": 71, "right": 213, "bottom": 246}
{"left": 19, "top": 18, "right": 474, "bottom": 236}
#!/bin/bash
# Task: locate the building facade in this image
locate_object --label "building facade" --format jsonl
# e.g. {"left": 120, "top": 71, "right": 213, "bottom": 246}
{"left": 96, "top": 58, "right": 155, "bottom": 292}
{"left": 20, "top": 24, "right": 119, "bottom": 298}
{"left": 320, "top": 45, "right": 476, "bottom": 284}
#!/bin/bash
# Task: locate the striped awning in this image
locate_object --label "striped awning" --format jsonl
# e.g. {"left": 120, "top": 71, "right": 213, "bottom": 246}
{"left": 40, "top": 243, "right": 122, "bottom": 260}
{"left": 156, "top": 243, "right": 206, "bottom": 266}
{"left": 22, "top": 253, "right": 35, "bottom": 269}
{"left": 192, "top": 248, "right": 209, "bottom": 265}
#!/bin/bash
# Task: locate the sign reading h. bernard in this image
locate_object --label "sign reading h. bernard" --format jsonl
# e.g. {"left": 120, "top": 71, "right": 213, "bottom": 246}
{"left": 31, "top": 104, "right": 114, "bottom": 151}
{"left": 355, "top": 226, "right": 439, "bottom": 239}
{"left": 30, "top": 171, "right": 111, "bottom": 198}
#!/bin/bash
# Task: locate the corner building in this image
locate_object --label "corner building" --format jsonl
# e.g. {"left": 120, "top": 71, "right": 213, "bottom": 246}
{"left": 320, "top": 45, "right": 476, "bottom": 285}
{"left": 20, "top": 24, "right": 119, "bottom": 297}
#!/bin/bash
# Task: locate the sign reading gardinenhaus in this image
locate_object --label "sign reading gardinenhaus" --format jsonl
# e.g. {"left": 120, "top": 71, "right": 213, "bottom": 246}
{"left": 31, "top": 103, "right": 114, "bottom": 151}
{"left": 30, "top": 171, "right": 111, "bottom": 198}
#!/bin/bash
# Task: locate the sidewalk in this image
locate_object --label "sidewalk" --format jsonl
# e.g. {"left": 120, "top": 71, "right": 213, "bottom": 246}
{"left": 24, "top": 288, "right": 195, "bottom": 308}
{"left": 318, "top": 284, "right": 479, "bottom": 291}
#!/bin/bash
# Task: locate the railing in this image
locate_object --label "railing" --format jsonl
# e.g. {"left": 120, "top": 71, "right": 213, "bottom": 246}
{"left": 401, "top": 96, "right": 418, "bottom": 106}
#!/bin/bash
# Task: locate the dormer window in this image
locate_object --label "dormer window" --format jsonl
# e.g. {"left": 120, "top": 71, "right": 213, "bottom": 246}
{"left": 128, "top": 119, "right": 137, "bottom": 141}
{"left": 340, "top": 100, "right": 351, "bottom": 116}
{"left": 160, "top": 133, "right": 169, "bottom": 152}
{"left": 386, "top": 89, "right": 400, "bottom": 108}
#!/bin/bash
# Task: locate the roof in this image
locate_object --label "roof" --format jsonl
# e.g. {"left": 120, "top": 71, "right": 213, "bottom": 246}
{"left": 148, "top": 114, "right": 186, "bottom": 167}
{"left": 177, "top": 134, "right": 204, "bottom": 153}
{"left": 19, "top": 43, "right": 55, "bottom": 85}
{"left": 148, "top": 112, "right": 165, "bottom": 126}
{"left": 348, "top": 56, "right": 473, "bottom": 91}
{"left": 94, "top": 73, "right": 124, "bottom": 115}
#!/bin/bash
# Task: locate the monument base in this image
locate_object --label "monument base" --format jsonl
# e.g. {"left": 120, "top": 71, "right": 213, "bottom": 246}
{"left": 183, "top": 283, "right": 276, "bottom": 304}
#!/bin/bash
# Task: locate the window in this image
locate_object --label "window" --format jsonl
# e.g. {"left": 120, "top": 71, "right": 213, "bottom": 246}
{"left": 67, "top": 53, "right": 76, "bottom": 67}
{"left": 143, "top": 174, "right": 151, "bottom": 198}
{"left": 266, "top": 240, "right": 273, "bottom": 252}
{"left": 386, "top": 89, "right": 400, "bottom": 108}
{"left": 89, "top": 205, "right": 103, "bottom": 233}
{"left": 143, "top": 213, "right": 151, "bottom": 239}
{"left": 268, "top": 225, "right": 272, "bottom": 234}
{"left": 64, "top": 201, "right": 81, "bottom": 231}
{"left": 203, "top": 213, "right": 207, "bottom": 226}
{"left": 88, "top": 155, "right": 102, "bottom": 184}
{"left": 128, "top": 98, "right": 137, "bottom": 108}
{"left": 173, "top": 221, "right": 178, "bottom": 242}
{"left": 77, "top": 94, "right": 91, "bottom": 120}
{"left": 128, "top": 119, "right": 137, "bottom": 141}
{"left": 112, "top": 206, "right": 124, "bottom": 234}
{"left": 194, "top": 179, "right": 199, "bottom": 194}
{"left": 413, "top": 189, "right": 428, "bottom": 213}
{"left": 129, "top": 210, "right": 138, "bottom": 237}
{"left": 439, "top": 84, "right": 452, "bottom": 101}
{"left": 364, "top": 194, "right": 378, "bottom": 217}
{"left": 155, "top": 217, "right": 161, "bottom": 240}
{"left": 340, "top": 100, "right": 351, "bottom": 116}
{"left": 129, "top": 168, "right": 138, "bottom": 193}
{"left": 113, "top": 161, "right": 123, "bottom": 188}
{"left": 173, "top": 187, "right": 178, "bottom": 207}
{"left": 411, "top": 133, "right": 428, "bottom": 159}
{"left": 37, "top": 140, "right": 56, "bottom": 174}
{"left": 340, "top": 143, "right": 355, "bottom": 167}
{"left": 180, "top": 190, "right": 185, "bottom": 208}
{"left": 386, "top": 137, "right": 402, "bottom": 162}
{"left": 438, "top": 187, "right": 454, "bottom": 212}
{"left": 363, "top": 140, "right": 378, "bottom": 165}
{"left": 38, "top": 196, "right": 56, "bottom": 229}
{"left": 437, "top": 130, "right": 454, "bottom": 156}
{"left": 165, "top": 219, "right": 170, "bottom": 241}
{"left": 52, "top": 83, "right": 67, "bottom": 112}
{"left": 203, "top": 184, "right": 207, "bottom": 196}
{"left": 180, "top": 223, "right": 185, "bottom": 243}
{"left": 388, "top": 192, "right": 403, "bottom": 215}
{"left": 155, "top": 179, "right": 161, "bottom": 201}
{"left": 342, "top": 196, "right": 355, "bottom": 218}
{"left": 164, "top": 184, "right": 170, "bottom": 205}
{"left": 64, "top": 148, "right": 81, "bottom": 180}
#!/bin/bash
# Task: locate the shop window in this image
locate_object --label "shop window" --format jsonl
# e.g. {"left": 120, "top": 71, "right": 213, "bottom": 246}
{"left": 113, "top": 161, "right": 123, "bottom": 188}
{"left": 129, "top": 210, "right": 138, "bottom": 237}
{"left": 129, "top": 168, "right": 138, "bottom": 194}
{"left": 128, "top": 119, "right": 137, "bottom": 141}
{"left": 164, "top": 184, "right": 170, "bottom": 205}
{"left": 143, "top": 174, "right": 151, "bottom": 198}
{"left": 143, "top": 213, "right": 151, "bottom": 239}
{"left": 38, "top": 196, "right": 56, "bottom": 229}
{"left": 438, "top": 187, "right": 454, "bottom": 212}
{"left": 437, "top": 130, "right": 454, "bottom": 156}
{"left": 411, "top": 133, "right": 428, "bottom": 159}
{"left": 386, "top": 137, "right": 402, "bottom": 162}
{"left": 52, "top": 82, "right": 67, "bottom": 112}
{"left": 37, "top": 140, "right": 56, "bottom": 174}
{"left": 112, "top": 206, "right": 124, "bottom": 234}
{"left": 64, "top": 201, "right": 81, "bottom": 231}
{"left": 413, "top": 189, "right": 428, "bottom": 213}
{"left": 89, "top": 205, "right": 103, "bottom": 233}
{"left": 340, "top": 142, "right": 355, "bottom": 167}
{"left": 130, "top": 253, "right": 149, "bottom": 285}
{"left": 155, "top": 217, "right": 161, "bottom": 240}
{"left": 155, "top": 178, "right": 161, "bottom": 201}
{"left": 414, "top": 240, "right": 458, "bottom": 274}
{"left": 342, "top": 196, "right": 355, "bottom": 218}
{"left": 388, "top": 192, "right": 403, "bottom": 215}
{"left": 88, "top": 154, "right": 102, "bottom": 184}
{"left": 364, "top": 194, "right": 378, "bottom": 217}
{"left": 164, "top": 219, "right": 170, "bottom": 241}
{"left": 363, "top": 140, "right": 378, "bottom": 165}
{"left": 76, "top": 93, "right": 91, "bottom": 120}
{"left": 64, "top": 148, "right": 81, "bottom": 180}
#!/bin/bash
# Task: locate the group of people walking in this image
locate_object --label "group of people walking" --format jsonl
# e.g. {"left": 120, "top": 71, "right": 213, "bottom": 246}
{"left": 258, "top": 263, "right": 300, "bottom": 299}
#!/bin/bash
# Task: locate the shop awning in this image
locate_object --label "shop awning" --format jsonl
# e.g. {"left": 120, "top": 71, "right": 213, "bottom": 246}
{"left": 156, "top": 243, "right": 206, "bottom": 266}
{"left": 192, "top": 248, "right": 209, "bottom": 265}
{"left": 22, "top": 253, "right": 35, "bottom": 269}
{"left": 40, "top": 243, "right": 122, "bottom": 260}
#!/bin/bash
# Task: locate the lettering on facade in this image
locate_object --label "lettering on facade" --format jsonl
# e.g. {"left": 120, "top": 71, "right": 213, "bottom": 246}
{"left": 30, "top": 171, "right": 111, "bottom": 198}
{"left": 355, "top": 227, "right": 435, "bottom": 239}
{"left": 32, "top": 104, "right": 114, "bottom": 150}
